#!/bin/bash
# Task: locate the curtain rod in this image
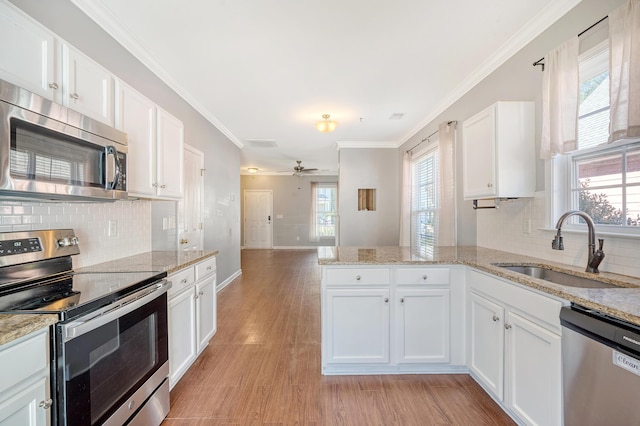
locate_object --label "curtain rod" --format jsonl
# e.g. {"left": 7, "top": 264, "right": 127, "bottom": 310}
{"left": 406, "top": 121, "right": 457, "bottom": 153}
{"left": 533, "top": 15, "right": 608, "bottom": 72}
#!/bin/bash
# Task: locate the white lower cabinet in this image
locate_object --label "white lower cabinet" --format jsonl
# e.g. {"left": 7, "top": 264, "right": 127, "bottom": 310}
{"left": 168, "top": 257, "right": 217, "bottom": 389}
{"left": 321, "top": 266, "right": 458, "bottom": 374}
{"left": 324, "top": 288, "right": 390, "bottom": 364}
{"left": 396, "top": 288, "right": 450, "bottom": 364}
{"left": 468, "top": 269, "right": 563, "bottom": 426}
{"left": 0, "top": 329, "right": 51, "bottom": 426}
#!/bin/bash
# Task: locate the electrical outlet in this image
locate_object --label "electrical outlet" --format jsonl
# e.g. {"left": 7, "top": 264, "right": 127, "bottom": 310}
{"left": 108, "top": 220, "right": 118, "bottom": 237}
{"left": 296, "top": 236, "right": 300, "bottom": 241}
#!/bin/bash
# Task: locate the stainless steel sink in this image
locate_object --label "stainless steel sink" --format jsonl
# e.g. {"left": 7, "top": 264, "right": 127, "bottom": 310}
{"left": 494, "top": 264, "right": 619, "bottom": 289}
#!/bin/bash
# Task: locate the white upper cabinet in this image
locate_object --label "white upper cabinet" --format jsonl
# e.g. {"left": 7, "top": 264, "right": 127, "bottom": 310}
{"left": 463, "top": 101, "right": 535, "bottom": 200}
{"left": 61, "top": 45, "right": 114, "bottom": 125}
{"left": 156, "top": 107, "right": 184, "bottom": 199}
{"left": 0, "top": 2, "right": 56, "bottom": 99}
{"left": 115, "top": 81, "right": 157, "bottom": 197}
{"left": 115, "top": 83, "right": 184, "bottom": 199}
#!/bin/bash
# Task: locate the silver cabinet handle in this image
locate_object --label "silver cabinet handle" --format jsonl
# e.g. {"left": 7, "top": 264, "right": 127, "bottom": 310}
{"left": 355, "top": 275, "right": 361, "bottom": 281}
{"left": 505, "top": 324, "right": 512, "bottom": 330}
{"left": 152, "top": 183, "right": 159, "bottom": 188}
{"left": 487, "top": 183, "right": 493, "bottom": 188}
{"left": 161, "top": 184, "right": 167, "bottom": 189}
{"left": 422, "top": 275, "right": 428, "bottom": 280}
{"left": 39, "top": 399, "right": 53, "bottom": 410}
{"left": 384, "top": 297, "right": 389, "bottom": 303}
{"left": 207, "top": 266, "right": 212, "bottom": 270}
{"left": 181, "top": 278, "right": 187, "bottom": 284}
{"left": 199, "top": 291, "right": 204, "bottom": 296}
{"left": 48, "top": 82, "right": 59, "bottom": 90}
{"left": 70, "top": 93, "right": 79, "bottom": 100}
{"left": 400, "top": 298, "right": 404, "bottom": 303}
{"left": 492, "top": 315, "right": 500, "bottom": 322}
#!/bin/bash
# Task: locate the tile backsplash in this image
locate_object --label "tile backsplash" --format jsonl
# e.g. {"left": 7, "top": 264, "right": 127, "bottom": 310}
{"left": 476, "top": 192, "right": 640, "bottom": 278}
{"left": 0, "top": 200, "right": 152, "bottom": 268}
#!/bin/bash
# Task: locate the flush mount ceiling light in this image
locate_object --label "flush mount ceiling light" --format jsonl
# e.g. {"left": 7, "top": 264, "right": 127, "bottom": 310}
{"left": 247, "top": 167, "right": 258, "bottom": 174}
{"left": 315, "top": 114, "right": 338, "bottom": 133}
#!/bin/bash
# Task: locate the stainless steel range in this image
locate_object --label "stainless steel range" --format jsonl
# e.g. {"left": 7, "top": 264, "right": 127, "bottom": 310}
{"left": 0, "top": 229, "right": 170, "bottom": 426}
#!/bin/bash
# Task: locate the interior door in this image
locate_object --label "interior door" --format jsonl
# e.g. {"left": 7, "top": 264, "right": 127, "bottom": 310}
{"left": 244, "top": 190, "right": 273, "bottom": 248}
{"left": 179, "top": 145, "right": 204, "bottom": 251}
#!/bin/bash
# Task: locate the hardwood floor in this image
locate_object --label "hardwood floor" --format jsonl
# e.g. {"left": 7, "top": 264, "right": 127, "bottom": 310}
{"left": 164, "top": 249, "right": 514, "bottom": 425}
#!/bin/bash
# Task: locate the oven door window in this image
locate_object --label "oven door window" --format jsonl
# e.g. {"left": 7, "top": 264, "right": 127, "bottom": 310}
{"left": 10, "top": 118, "right": 105, "bottom": 188}
{"left": 63, "top": 293, "right": 168, "bottom": 426}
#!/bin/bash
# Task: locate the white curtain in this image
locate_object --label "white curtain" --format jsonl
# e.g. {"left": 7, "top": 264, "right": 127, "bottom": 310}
{"left": 436, "top": 121, "right": 456, "bottom": 246}
{"left": 540, "top": 36, "right": 580, "bottom": 159}
{"left": 309, "top": 181, "right": 319, "bottom": 242}
{"left": 609, "top": 0, "right": 640, "bottom": 142}
{"left": 399, "top": 151, "right": 411, "bottom": 246}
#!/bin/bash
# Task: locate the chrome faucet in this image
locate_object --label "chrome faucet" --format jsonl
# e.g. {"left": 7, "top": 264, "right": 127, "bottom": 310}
{"left": 552, "top": 210, "right": 605, "bottom": 273}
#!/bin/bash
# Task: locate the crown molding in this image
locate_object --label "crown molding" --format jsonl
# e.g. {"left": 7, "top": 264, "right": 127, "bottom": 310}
{"left": 398, "top": 0, "right": 583, "bottom": 146}
{"left": 70, "top": 0, "right": 244, "bottom": 149}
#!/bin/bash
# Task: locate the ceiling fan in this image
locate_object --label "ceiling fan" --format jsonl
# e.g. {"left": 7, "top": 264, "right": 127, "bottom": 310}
{"left": 288, "top": 160, "right": 319, "bottom": 176}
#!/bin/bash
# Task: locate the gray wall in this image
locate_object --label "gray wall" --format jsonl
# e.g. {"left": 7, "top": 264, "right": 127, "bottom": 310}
{"left": 399, "top": 0, "right": 624, "bottom": 246}
{"left": 338, "top": 148, "right": 400, "bottom": 246}
{"left": 10, "top": 0, "right": 242, "bottom": 284}
{"left": 240, "top": 174, "right": 338, "bottom": 247}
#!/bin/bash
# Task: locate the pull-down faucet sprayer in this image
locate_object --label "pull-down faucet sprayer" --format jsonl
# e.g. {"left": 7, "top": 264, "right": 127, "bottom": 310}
{"left": 552, "top": 210, "right": 605, "bottom": 273}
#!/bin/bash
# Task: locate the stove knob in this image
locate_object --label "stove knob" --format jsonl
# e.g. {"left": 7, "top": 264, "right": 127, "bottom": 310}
{"left": 57, "top": 238, "right": 71, "bottom": 247}
{"left": 71, "top": 236, "right": 79, "bottom": 246}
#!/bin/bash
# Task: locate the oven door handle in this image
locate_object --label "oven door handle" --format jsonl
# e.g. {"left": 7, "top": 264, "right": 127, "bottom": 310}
{"left": 62, "top": 280, "right": 170, "bottom": 342}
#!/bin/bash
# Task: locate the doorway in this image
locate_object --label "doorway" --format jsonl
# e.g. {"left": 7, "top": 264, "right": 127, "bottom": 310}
{"left": 244, "top": 190, "right": 273, "bottom": 248}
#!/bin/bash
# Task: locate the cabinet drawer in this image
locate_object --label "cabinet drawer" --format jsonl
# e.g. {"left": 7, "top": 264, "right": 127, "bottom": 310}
{"left": 396, "top": 268, "right": 449, "bottom": 285}
{"left": 195, "top": 257, "right": 216, "bottom": 280}
{"left": 324, "top": 268, "right": 390, "bottom": 285}
{"left": 0, "top": 330, "right": 48, "bottom": 395}
{"left": 168, "top": 267, "right": 195, "bottom": 298}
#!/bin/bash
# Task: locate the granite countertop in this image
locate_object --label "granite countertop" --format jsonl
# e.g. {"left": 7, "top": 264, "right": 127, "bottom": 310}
{"left": 318, "top": 246, "right": 640, "bottom": 326}
{"left": 1, "top": 249, "right": 218, "bottom": 346}
{"left": 76, "top": 249, "right": 218, "bottom": 275}
{"left": 0, "top": 314, "right": 58, "bottom": 347}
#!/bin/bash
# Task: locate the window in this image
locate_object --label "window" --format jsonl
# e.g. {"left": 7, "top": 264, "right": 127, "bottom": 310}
{"left": 411, "top": 145, "right": 438, "bottom": 257}
{"left": 310, "top": 182, "right": 337, "bottom": 239}
{"left": 557, "top": 39, "right": 640, "bottom": 231}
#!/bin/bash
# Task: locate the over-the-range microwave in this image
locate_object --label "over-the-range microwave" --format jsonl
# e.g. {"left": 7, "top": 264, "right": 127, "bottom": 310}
{"left": 0, "top": 79, "right": 127, "bottom": 202}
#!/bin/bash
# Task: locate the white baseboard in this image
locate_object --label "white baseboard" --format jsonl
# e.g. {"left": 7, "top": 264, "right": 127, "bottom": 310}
{"left": 217, "top": 269, "right": 241, "bottom": 292}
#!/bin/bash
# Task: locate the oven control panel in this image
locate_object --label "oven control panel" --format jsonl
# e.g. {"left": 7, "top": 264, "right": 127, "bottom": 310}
{"left": 0, "top": 238, "right": 42, "bottom": 256}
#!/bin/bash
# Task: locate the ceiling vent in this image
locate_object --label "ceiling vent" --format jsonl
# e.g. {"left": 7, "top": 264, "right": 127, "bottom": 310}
{"left": 246, "top": 139, "right": 278, "bottom": 148}
{"left": 389, "top": 113, "right": 405, "bottom": 120}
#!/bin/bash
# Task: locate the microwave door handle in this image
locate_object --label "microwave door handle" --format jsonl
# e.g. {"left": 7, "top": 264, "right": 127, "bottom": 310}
{"left": 104, "top": 146, "right": 121, "bottom": 190}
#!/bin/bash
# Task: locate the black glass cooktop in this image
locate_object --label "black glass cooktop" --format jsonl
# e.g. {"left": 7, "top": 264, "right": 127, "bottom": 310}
{"left": 0, "top": 270, "right": 167, "bottom": 321}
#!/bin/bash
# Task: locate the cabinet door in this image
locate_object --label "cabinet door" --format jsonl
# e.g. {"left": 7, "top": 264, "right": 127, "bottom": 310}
{"left": 324, "top": 288, "right": 390, "bottom": 364}
{"left": 196, "top": 275, "right": 217, "bottom": 353}
{"left": 395, "top": 288, "right": 450, "bottom": 363}
{"left": 469, "top": 291, "right": 505, "bottom": 400}
{"left": 115, "top": 81, "right": 156, "bottom": 197}
{"left": 0, "top": 376, "right": 50, "bottom": 426}
{"left": 168, "top": 288, "right": 197, "bottom": 389}
{"left": 156, "top": 107, "right": 184, "bottom": 199}
{"left": 62, "top": 44, "right": 114, "bottom": 125}
{"left": 505, "top": 311, "right": 562, "bottom": 426}
{"left": 0, "top": 2, "right": 57, "bottom": 100}
{"left": 463, "top": 105, "right": 496, "bottom": 199}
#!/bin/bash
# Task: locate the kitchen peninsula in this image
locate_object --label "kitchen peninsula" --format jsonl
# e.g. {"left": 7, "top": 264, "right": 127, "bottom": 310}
{"left": 319, "top": 245, "right": 640, "bottom": 425}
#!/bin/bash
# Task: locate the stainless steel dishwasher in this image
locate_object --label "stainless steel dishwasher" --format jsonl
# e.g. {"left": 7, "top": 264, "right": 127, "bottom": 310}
{"left": 561, "top": 304, "right": 640, "bottom": 425}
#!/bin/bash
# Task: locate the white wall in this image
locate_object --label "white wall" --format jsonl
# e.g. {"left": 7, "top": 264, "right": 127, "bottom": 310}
{"left": 8, "top": 0, "right": 242, "bottom": 281}
{"left": 339, "top": 147, "right": 400, "bottom": 246}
